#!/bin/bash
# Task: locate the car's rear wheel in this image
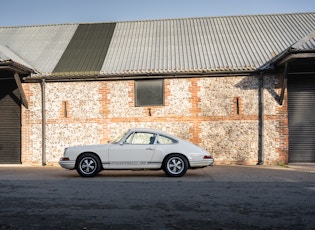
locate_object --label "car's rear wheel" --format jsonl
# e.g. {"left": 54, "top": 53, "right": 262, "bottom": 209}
{"left": 76, "top": 153, "right": 101, "bottom": 177}
{"left": 163, "top": 154, "right": 188, "bottom": 177}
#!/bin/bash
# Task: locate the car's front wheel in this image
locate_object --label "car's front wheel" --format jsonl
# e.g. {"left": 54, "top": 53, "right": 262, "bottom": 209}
{"left": 163, "top": 154, "right": 188, "bottom": 177}
{"left": 76, "top": 153, "right": 101, "bottom": 177}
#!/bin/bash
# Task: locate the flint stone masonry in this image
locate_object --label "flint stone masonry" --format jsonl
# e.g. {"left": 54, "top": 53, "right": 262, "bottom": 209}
{"left": 199, "top": 77, "right": 259, "bottom": 116}
{"left": 108, "top": 81, "right": 143, "bottom": 118}
{"left": 200, "top": 120, "right": 279, "bottom": 165}
{"left": 201, "top": 121, "right": 259, "bottom": 164}
{"left": 22, "top": 74, "right": 286, "bottom": 165}
{"left": 156, "top": 79, "right": 192, "bottom": 116}
{"left": 263, "top": 76, "right": 278, "bottom": 115}
{"left": 46, "top": 82, "right": 102, "bottom": 119}
{"left": 45, "top": 123, "right": 103, "bottom": 163}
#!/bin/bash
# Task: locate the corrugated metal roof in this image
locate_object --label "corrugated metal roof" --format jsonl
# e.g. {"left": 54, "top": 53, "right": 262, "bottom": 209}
{"left": 0, "top": 12, "right": 315, "bottom": 78}
{"left": 292, "top": 30, "right": 315, "bottom": 50}
{"left": 101, "top": 13, "right": 315, "bottom": 76}
{"left": 301, "top": 38, "right": 315, "bottom": 49}
{"left": 53, "top": 23, "right": 116, "bottom": 76}
{"left": 0, "top": 44, "right": 35, "bottom": 70}
{"left": 0, "top": 24, "right": 78, "bottom": 75}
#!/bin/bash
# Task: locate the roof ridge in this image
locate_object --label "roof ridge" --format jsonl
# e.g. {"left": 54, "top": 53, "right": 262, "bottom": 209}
{"left": 115, "top": 11, "right": 315, "bottom": 23}
{"left": 1, "top": 12, "right": 314, "bottom": 28}
{"left": 0, "top": 22, "right": 80, "bottom": 29}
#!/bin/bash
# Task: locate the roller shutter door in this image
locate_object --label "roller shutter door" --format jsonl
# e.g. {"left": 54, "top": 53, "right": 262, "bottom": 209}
{"left": 0, "top": 80, "right": 21, "bottom": 163}
{"left": 288, "top": 75, "right": 315, "bottom": 162}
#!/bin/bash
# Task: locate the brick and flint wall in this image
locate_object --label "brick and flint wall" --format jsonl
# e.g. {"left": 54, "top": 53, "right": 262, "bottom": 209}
{"left": 21, "top": 74, "right": 288, "bottom": 165}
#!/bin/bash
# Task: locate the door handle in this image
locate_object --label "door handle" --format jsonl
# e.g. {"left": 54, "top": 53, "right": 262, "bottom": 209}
{"left": 146, "top": 147, "right": 154, "bottom": 151}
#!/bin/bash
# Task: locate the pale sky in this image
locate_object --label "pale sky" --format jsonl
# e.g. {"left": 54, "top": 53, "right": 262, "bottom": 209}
{"left": 1, "top": 0, "right": 315, "bottom": 26}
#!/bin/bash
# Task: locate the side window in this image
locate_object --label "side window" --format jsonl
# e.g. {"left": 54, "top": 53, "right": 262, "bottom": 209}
{"left": 126, "top": 132, "right": 156, "bottom": 145}
{"left": 157, "top": 135, "right": 177, "bottom": 144}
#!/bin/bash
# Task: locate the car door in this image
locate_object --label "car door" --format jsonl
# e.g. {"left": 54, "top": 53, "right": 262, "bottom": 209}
{"left": 108, "top": 131, "right": 157, "bottom": 169}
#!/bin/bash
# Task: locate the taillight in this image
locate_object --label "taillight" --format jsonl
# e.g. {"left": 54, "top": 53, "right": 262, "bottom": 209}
{"left": 60, "top": 157, "right": 70, "bottom": 161}
{"left": 203, "top": 155, "right": 212, "bottom": 159}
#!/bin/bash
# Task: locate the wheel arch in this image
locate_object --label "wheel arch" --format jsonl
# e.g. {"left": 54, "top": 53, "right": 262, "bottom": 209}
{"left": 162, "top": 153, "right": 190, "bottom": 168}
{"left": 75, "top": 151, "right": 102, "bottom": 169}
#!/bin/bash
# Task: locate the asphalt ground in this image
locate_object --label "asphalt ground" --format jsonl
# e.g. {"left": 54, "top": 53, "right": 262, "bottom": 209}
{"left": 0, "top": 164, "right": 314, "bottom": 229}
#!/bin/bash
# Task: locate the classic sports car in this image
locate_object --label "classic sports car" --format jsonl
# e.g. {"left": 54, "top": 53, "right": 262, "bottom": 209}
{"left": 59, "top": 128, "right": 214, "bottom": 177}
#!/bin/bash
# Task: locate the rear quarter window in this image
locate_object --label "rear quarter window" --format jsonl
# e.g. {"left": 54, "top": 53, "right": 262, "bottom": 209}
{"left": 157, "top": 135, "right": 177, "bottom": 144}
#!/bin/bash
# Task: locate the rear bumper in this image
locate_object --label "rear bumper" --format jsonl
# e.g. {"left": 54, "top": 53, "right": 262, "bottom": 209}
{"left": 190, "top": 159, "right": 214, "bottom": 168}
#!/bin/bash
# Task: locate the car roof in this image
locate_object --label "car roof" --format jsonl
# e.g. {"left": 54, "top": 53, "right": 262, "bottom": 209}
{"left": 129, "top": 128, "right": 176, "bottom": 137}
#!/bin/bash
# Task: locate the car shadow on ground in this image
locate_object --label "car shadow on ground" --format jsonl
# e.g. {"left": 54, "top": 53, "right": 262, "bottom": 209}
{"left": 60, "top": 167, "right": 213, "bottom": 180}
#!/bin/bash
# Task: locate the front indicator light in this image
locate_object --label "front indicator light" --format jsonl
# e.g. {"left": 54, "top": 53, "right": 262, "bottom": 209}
{"left": 60, "top": 157, "right": 70, "bottom": 161}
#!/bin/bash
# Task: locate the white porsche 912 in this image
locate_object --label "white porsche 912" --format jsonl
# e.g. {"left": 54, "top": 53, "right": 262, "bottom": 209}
{"left": 59, "top": 128, "right": 214, "bottom": 177}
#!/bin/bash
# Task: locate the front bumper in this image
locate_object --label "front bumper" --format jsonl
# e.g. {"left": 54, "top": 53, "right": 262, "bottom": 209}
{"left": 58, "top": 158, "right": 76, "bottom": 170}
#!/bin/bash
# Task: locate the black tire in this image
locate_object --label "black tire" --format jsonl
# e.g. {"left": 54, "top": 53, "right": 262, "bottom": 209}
{"left": 163, "top": 154, "right": 188, "bottom": 177}
{"left": 76, "top": 153, "right": 101, "bottom": 177}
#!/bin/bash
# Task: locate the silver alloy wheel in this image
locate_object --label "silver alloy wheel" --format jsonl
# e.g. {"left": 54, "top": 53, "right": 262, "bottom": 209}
{"left": 79, "top": 156, "right": 97, "bottom": 175}
{"left": 166, "top": 156, "right": 185, "bottom": 175}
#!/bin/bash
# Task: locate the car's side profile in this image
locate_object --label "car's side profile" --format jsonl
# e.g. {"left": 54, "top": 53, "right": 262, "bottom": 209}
{"left": 59, "top": 128, "right": 214, "bottom": 177}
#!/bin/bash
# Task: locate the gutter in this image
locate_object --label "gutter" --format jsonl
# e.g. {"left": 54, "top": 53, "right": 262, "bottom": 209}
{"left": 23, "top": 70, "right": 255, "bottom": 83}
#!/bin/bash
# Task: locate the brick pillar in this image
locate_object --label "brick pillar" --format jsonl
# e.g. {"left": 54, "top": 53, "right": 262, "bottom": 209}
{"left": 275, "top": 90, "right": 289, "bottom": 164}
{"left": 189, "top": 78, "right": 201, "bottom": 144}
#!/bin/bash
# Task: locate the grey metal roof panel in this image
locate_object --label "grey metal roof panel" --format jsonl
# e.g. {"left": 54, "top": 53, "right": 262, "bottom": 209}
{"left": 301, "top": 38, "right": 315, "bottom": 49}
{"left": 292, "top": 30, "right": 315, "bottom": 50}
{"left": 0, "top": 44, "right": 35, "bottom": 70}
{"left": 101, "top": 12, "right": 315, "bottom": 76}
{"left": 52, "top": 23, "right": 116, "bottom": 76}
{"left": 0, "top": 24, "right": 78, "bottom": 75}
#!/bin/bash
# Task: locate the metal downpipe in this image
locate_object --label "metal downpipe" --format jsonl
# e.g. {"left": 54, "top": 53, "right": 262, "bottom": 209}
{"left": 257, "top": 72, "right": 264, "bottom": 165}
{"left": 41, "top": 79, "right": 46, "bottom": 166}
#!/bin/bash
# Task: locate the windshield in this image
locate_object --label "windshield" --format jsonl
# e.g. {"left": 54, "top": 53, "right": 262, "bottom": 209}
{"left": 111, "top": 130, "right": 129, "bottom": 144}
